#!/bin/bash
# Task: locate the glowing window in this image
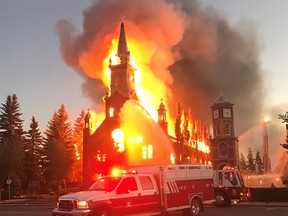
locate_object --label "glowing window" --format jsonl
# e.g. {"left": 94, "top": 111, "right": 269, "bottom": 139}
{"left": 170, "top": 154, "right": 175, "bottom": 164}
{"left": 102, "top": 154, "right": 106, "bottom": 162}
{"left": 135, "top": 136, "right": 143, "bottom": 143}
{"left": 109, "top": 108, "right": 114, "bottom": 117}
{"left": 142, "top": 145, "right": 153, "bottom": 159}
{"left": 148, "top": 145, "right": 153, "bottom": 159}
{"left": 112, "top": 129, "right": 124, "bottom": 152}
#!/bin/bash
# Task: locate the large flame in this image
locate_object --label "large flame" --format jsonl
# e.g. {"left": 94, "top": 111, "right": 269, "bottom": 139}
{"left": 102, "top": 24, "right": 174, "bottom": 126}
{"left": 82, "top": 22, "right": 210, "bottom": 159}
{"left": 76, "top": 22, "right": 174, "bottom": 127}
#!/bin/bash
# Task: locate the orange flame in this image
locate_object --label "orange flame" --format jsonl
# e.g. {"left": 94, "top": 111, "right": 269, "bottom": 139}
{"left": 78, "top": 23, "right": 174, "bottom": 127}
{"left": 88, "top": 110, "right": 105, "bottom": 133}
{"left": 82, "top": 23, "right": 210, "bottom": 160}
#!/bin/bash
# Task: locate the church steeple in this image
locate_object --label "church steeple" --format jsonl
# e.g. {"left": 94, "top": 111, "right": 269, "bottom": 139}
{"left": 117, "top": 22, "right": 130, "bottom": 64}
{"left": 106, "top": 22, "right": 136, "bottom": 118}
{"left": 158, "top": 100, "right": 168, "bottom": 134}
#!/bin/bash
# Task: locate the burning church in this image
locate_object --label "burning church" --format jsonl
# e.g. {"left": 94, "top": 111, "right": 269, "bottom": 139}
{"left": 82, "top": 22, "right": 175, "bottom": 187}
{"left": 82, "top": 21, "right": 239, "bottom": 188}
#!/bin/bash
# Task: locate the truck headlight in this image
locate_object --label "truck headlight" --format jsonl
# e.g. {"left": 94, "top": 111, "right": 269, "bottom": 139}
{"left": 77, "top": 200, "right": 89, "bottom": 209}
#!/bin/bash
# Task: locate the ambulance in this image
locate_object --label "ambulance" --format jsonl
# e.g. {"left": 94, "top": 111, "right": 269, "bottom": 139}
{"left": 52, "top": 164, "right": 215, "bottom": 216}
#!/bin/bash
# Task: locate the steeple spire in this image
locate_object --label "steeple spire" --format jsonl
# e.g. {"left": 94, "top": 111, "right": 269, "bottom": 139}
{"left": 117, "top": 22, "right": 130, "bottom": 64}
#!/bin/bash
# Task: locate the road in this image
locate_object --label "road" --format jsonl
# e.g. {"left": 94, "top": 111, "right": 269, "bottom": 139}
{"left": 0, "top": 204, "right": 53, "bottom": 216}
{"left": 0, "top": 203, "right": 287, "bottom": 216}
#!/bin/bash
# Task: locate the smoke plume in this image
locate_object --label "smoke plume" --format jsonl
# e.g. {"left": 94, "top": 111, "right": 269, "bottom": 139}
{"left": 56, "top": 0, "right": 285, "bottom": 170}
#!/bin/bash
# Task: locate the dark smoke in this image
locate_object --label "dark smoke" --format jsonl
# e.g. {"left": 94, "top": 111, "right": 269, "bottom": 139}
{"left": 56, "top": 0, "right": 287, "bottom": 170}
{"left": 169, "top": 2, "right": 265, "bottom": 136}
{"left": 56, "top": 0, "right": 265, "bottom": 133}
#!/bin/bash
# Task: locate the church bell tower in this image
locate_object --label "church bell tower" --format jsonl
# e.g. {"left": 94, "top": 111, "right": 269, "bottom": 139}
{"left": 83, "top": 110, "right": 92, "bottom": 187}
{"left": 158, "top": 100, "right": 168, "bottom": 134}
{"left": 105, "top": 22, "right": 137, "bottom": 119}
{"left": 210, "top": 95, "right": 239, "bottom": 170}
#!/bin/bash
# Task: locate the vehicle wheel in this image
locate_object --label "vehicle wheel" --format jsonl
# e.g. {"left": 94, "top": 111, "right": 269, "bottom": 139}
{"left": 184, "top": 198, "right": 202, "bottom": 216}
{"left": 93, "top": 209, "right": 110, "bottom": 216}
{"left": 215, "top": 193, "right": 226, "bottom": 207}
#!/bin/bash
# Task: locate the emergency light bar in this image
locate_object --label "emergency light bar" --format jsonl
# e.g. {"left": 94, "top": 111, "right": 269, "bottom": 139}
{"left": 110, "top": 168, "right": 137, "bottom": 177}
{"left": 222, "top": 166, "right": 236, "bottom": 170}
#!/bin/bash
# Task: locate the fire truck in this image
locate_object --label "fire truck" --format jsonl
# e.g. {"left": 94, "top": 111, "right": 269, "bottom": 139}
{"left": 52, "top": 164, "right": 215, "bottom": 216}
{"left": 213, "top": 166, "right": 251, "bottom": 207}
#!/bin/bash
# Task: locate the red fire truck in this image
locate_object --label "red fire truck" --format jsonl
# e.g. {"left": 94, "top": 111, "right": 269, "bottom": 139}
{"left": 213, "top": 166, "right": 251, "bottom": 207}
{"left": 52, "top": 164, "right": 215, "bottom": 216}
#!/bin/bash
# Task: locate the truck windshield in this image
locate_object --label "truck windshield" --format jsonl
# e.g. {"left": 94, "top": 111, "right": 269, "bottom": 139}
{"left": 236, "top": 171, "right": 245, "bottom": 187}
{"left": 89, "top": 177, "right": 122, "bottom": 192}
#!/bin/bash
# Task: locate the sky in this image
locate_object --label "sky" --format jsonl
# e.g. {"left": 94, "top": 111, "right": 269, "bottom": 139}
{"left": 1, "top": 0, "right": 288, "bottom": 169}
{"left": 202, "top": 0, "right": 288, "bottom": 106}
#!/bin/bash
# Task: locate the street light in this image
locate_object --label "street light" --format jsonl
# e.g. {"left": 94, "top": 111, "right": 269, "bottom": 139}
{"left": 263, "top": 116, "right": 270, "bottom": 124}
{"left": 262, "top": 116, "right": 271, "bottom": 174}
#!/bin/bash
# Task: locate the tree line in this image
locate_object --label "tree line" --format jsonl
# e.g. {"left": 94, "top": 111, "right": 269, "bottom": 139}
{"left": 239, "top": 148, "right": 264, "bottom": 175}
{"left": 0, "top": 94, "right": 84, "bottom": 199}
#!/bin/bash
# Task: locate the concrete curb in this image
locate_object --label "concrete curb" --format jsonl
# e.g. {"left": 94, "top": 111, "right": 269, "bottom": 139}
{"left": 233, "top": 202, "right": 288, "bottom": 207}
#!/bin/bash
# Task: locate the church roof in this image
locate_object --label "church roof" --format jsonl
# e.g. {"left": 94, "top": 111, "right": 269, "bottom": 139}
{"left": 92, "top": 117, "right": 120, "bottom": 138}
{"left": 211, "top": 94, "right": 233, "bottom": 107}
{"left": 217, "top": 95, "right": 227, "bottom": 103}
{"left": 90, "top": 117, "right": 120, "bottom": 151}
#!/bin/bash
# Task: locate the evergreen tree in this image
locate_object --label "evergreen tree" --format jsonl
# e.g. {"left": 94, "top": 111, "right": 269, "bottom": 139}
{"left": 182, "top": 111, "right": 190, "bottom": 146}
{"left": 0, "top": 94, "right": 24, "bottom": 141}
{"left": 239, "top": 152, "right": 247, "bottom": 170}
{"left": 246, "top": 147, "right": 256, "bottom": 173}
{"left": 23, "top": 116, "right": 43, "bottom": 192}
{"left": 174, "top": 102, "right": 183, "bottom": 163}
{"left": 255, "top": 150, "right": 264, "bottom": 175}
{"left": 0, "top": 94, "right": 25, "bottom": 197}
{"left": 67, "top": 110, "right": 85, "bottom": 185}
{"left": 181, "top": 111, "right": 191, "bottom": 163}
{"left": 42, "top": 104, "right": 74, "bottom": 191}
